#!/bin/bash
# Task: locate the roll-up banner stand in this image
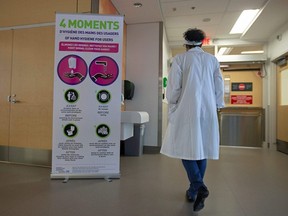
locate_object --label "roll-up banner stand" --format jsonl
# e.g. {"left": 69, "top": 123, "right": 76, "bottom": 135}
{"left": 51, "top": 13, "right": 123, "bottom": 180}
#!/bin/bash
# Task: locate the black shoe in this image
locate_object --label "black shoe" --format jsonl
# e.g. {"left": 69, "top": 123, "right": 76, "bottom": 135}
{"left": 193, "top": 186, "right": 209, "bottom": 212}
{"left": 186, "top": 190, "right": 195, "bottom": 202}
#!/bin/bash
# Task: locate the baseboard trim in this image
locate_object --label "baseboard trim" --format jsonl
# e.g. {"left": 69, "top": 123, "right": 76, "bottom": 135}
{"left": 0, "top": 146, "right": 51, "bottom": 166}
{"left": 0, "top": 145, "right": 161, "bottom": 167}
{"left": 143, "top": 146, "right": 161, "bottom": 154}
{"left": 277, "top": 139, "right": 288, "bottom": 154}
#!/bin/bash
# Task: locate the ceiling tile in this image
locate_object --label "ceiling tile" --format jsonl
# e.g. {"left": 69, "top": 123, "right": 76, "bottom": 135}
{"left": 111, "top": 0, "right": 288, "bottom": 51}
{"left": 111, "top": 0, "right": 162, "bottom": 24}
{"left": 161, "top": 0, "right": 231, "bottom": 16}
{"left": 165, "top": 13, "right": 223, "bottom": 27}
{"left": 227, "top": 0, "right": 268, "bottom": 11}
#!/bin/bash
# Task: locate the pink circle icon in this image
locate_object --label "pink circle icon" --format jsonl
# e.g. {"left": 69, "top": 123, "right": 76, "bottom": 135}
{"left": 89, "top": 56, "right": 119, "bottom": 86}
{"left": 57, "top": 55, "right": 87, "bottom": 85}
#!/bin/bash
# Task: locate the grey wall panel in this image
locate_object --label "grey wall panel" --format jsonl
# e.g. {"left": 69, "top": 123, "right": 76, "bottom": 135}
{"left": 0, "top": 146, "right": 9, "bottom": 161}
{"left": 219, "top": 108, "right": 265, "bottom": 147}
{"left": 8, "top": 147, "right": 51, "bottom": 166}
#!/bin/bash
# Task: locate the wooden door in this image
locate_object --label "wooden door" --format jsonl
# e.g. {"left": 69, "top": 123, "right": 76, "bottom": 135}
{"left": 0, "top": 30, "right": 13, "bottom": 161}
{"left": 276, "top": 63, "right": 288, "bottom": 153}
{"left": 8, "top": 26, "right": 54, "bottom": 165}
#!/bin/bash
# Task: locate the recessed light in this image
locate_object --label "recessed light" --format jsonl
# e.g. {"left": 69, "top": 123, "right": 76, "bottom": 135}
{"left": 133, "top": 2, "right": 143, "bottom": 8}
{"left": 203, "top": 18, "right": 211, "bottom": 22}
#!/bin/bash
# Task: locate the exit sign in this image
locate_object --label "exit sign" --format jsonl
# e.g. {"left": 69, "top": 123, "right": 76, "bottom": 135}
{"left": 202, "top": 37, "right": 210, "bottom": 45}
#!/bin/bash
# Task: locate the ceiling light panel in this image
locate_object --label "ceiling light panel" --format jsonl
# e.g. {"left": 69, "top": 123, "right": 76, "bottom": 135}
{"left": 230, "top": 9, "right": 260, "bottom": 34}
{"left": 241, "top": 50, "right": 264, "bottom": 54}
{"left": 218, "top": 47, "right": 233, "bottom": 55}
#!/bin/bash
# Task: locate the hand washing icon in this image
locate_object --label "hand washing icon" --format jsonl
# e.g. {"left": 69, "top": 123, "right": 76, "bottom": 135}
{"left": 58, "top": 55, "right": 87, "bottom": 85}
{"left": 64, "top": 57, "right": 84, "bottom": 81}
{"left": 89, "top": 56, "right": 119, "bottom": 86}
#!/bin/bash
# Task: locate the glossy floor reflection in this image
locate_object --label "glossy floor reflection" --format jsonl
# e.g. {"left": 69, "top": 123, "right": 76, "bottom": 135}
{"left": 0, "top": 147, "right": 288, "bottom": 216}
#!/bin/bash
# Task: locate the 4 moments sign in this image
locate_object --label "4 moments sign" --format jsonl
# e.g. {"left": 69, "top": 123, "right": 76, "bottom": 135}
{"left": 51, "top": 13, "right": 123, "bottom": 180}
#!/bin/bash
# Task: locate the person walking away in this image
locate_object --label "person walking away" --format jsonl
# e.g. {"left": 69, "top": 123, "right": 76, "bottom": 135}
{"left": 160, "top": 28, "right": 225, "bottom": 212}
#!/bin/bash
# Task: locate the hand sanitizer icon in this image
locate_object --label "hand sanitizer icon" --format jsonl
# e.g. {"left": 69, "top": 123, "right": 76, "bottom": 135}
{"left": 68, "top": 57, "right": 77, "bottom": 73}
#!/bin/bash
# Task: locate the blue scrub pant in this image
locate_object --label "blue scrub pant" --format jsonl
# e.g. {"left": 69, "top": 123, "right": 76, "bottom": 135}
{"left": 182, "top": 159, "right": 207, "bottom": 198}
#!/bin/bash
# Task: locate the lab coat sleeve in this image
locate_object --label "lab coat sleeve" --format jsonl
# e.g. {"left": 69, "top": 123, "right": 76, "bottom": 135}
{"left": 166, "top": 57, "right": 182, "bottom": 106}
{"left": 214, "top": 67, "right": 225, "bottom": 108}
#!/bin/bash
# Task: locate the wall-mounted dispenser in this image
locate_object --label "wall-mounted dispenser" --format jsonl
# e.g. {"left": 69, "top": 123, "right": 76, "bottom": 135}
{"left": 123, "top": 80, "right": 135, "bottom": 100}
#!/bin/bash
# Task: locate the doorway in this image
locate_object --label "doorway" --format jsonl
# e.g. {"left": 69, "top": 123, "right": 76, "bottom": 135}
{"left": 276, "top": 60, "right": 288, "bottom": 153}
{"left": 0, "top": 26, "right": 54, "bottom": 166}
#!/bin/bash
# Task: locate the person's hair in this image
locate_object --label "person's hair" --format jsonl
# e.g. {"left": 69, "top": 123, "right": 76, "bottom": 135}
{"left": 183, "top": 28, "right": 206, "bottom": 49}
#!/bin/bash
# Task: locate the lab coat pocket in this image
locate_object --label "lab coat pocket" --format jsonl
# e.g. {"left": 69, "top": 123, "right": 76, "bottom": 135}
{"left": 168, "top": 104, "right": 177, "bottom": 124}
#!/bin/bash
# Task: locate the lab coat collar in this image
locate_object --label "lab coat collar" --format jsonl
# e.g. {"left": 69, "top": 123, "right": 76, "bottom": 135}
{"left": 187, "top": 47, "right": 204, "bottom": 52}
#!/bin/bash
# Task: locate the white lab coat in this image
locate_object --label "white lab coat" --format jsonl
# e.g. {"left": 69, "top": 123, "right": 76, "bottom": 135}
{"left": 160, "top": 47, "right": 224, "bottom": 160}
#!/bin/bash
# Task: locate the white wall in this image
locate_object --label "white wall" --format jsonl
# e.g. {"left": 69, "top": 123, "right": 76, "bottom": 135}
{"left": 265, "top": 22, "right": 288, "bottom": 148}
{"left": 268, "top": 22, "right": 288, "bottom": 61}
{"left": 125, "top": 22, "right": 162, "bottom": 147}
{"left": 162, "top": 27, "right": 172, "bottom": 83}
{"left": 162, "top": 27, "right": 172, "bottom": 139}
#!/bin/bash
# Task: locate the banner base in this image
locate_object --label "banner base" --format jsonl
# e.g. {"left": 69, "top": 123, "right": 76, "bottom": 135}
{"left": 50, "top": 173, "right": 121, "bottom": 180}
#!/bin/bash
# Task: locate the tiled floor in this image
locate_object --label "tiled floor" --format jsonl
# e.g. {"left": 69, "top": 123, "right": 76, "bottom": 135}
{"left": 0, "top": 147, "right": 288, "bottom": 216}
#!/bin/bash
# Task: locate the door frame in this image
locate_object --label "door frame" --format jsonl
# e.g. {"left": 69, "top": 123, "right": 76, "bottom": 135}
{"left": 276, "top": 60, "right": 288, "bottom": 153}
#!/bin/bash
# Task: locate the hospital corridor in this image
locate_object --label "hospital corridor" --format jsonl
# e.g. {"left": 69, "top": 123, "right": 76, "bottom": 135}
{"left": 1, "top": 0, "right": 288, "bottom": 216}
{"left": 0, "top": 147, "right": 288, "bottom": 216}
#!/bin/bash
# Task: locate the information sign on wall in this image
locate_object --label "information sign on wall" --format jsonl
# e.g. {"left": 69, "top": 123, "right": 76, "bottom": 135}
{"left": 231, "top": 95, "right": 253, "bottom": 104}
{"left": 231, "top": 82, "right": 253, "bottom": 91}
